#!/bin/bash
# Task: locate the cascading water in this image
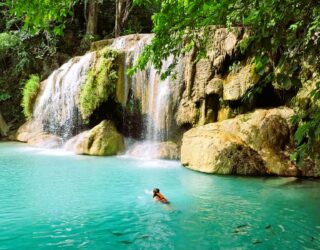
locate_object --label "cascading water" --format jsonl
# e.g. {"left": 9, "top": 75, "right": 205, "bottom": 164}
{"left": 30, "top": 34, "right": 180, "bottom": 157}
{"left": 109, "top": 35, "right": 175, "bottom": 158}
{"left": 33, "top": 52, "right": 94, "bottom": 139}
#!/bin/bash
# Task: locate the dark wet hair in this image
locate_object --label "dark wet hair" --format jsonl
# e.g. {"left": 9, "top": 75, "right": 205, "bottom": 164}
{"left": 153, "top": 188, "right": 160, "bottom": 193}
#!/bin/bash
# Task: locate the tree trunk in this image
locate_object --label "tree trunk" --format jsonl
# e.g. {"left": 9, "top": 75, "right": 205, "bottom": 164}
{"left": 86, "top": 0, "right": 99, "bottom": 35}
{"left": 0, "top": 112, "right": 9, "bottom": 137}
{"left": 115, "top": 0, "right": 132, "bottom": 37}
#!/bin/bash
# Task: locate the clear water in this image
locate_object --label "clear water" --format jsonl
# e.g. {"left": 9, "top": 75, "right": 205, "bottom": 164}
{"left": 0, "top": 142, "right": 319, "bottom": 250}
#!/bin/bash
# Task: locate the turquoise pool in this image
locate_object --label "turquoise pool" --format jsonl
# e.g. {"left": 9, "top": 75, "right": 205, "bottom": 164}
{"left": 0, "top": 142, "right": 319, "bottom": 249}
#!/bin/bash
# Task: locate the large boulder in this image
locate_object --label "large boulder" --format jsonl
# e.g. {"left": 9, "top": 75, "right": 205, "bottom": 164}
{"left": 181, "top": 107, "right": 300, "bottom": 176}
{"left": 181, "top": 129, "right": 266, "bottom": 175}
{"left": 66, "top": 120, "right": 124, "bottom": 156}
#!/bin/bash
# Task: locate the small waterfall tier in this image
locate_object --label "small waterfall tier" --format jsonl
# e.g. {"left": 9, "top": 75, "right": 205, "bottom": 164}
{"left": 33, "top": 53, "right": 94, "bottom": 139}
{"left": 108, "top": 34, "right": 184, "bottom": 158}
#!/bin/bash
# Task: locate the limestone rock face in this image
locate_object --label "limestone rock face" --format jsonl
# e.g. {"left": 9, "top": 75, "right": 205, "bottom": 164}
{"left": 181, "top": 107, "right": 301, "bottom": 176}
{"left": 206, "top": 27, "right": 243, "bottom": 65}
{"left": 206, "top": 78, "right": 223, "bottom": 96}
{"left": 217, "top": 107, "right": 234, "bottom": 122}
{"left": 223, "top": 63, "right": 260, "bottom": 101}
{"left": 68, "top": 120, "right": 124, "bottom": 156}
{"left": 176, "top": 98, "right": 199, "bottom": 127}
{"left": 175, "top": 27, "right": 246, "bottom": 128}
{"left": 193, "top": 58, "right": 213, "bottom": 102}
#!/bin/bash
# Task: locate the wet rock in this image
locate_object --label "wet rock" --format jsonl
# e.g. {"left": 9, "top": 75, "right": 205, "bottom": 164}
{"left": 155, "top": 141, "right": 180, "bottom": 160}
{"left": 126, "top": 141, "right": 179, "bottom": 160}
{"left": 69, "top": 120, "right": 124, "bottom": 156}
{"left": 28, "top": 132, "right": 63, "bottom": 148}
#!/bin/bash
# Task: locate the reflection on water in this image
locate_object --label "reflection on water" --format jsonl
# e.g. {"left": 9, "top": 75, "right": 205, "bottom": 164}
{"left": 0, "top": 142, "right": 320, "bottom": 249}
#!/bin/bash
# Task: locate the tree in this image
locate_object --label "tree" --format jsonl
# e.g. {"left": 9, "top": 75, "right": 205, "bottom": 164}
{"left": 6, "top": 0, "right": 75, "bottom": 35}
{"left": 115, "top": 0, "right": 132, "bottom": 37}
{"left": 85, "top": 0, "right": 100, "bottom": 35}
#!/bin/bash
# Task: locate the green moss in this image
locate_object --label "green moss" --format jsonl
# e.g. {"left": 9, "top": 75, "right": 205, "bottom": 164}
{"left": 21, "top": 74, "right": 40, "bottom": 119}
{"left": 80, "top": 47, "right": 119, "bottom": 120}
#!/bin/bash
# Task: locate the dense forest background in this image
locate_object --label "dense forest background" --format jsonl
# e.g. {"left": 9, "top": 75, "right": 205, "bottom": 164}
{"left": 0, "top": 0, "right": 319, "bottom": 164}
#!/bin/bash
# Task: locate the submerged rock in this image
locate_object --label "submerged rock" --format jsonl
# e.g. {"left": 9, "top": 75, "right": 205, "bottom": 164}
{"left": 66, "top": 120, "right": 124, "bottom": 156}
{"left": 181, "top": 107, "right": 300, "bottom": 176}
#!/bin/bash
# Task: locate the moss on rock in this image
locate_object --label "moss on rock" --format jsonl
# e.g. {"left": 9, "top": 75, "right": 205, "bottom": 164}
{"left": 75, "top": 120, "right": 124, "bottom": 156}
{"left": 215, "top": 144, "right": 266, "bottom": 175}
{"left": 79, "top": 47, "right": 119, "bottom": 120}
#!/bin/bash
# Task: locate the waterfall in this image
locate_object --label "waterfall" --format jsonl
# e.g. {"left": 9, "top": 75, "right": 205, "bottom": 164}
{"left": 29, "top": 34, "right": 181, "bottom": 158}
{"left": 110, "top": 35, "right": 173, "bottom": 142}
{"left": 33, "top": 52, "right": 94, "bottom": 139}
{"left": 108, "top": 34, "right": 179, "bottom": 158}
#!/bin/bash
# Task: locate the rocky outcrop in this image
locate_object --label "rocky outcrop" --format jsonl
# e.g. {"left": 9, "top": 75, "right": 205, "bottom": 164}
{"left": 181, "top": 107, "right": 301, "bottom": 176}
{"left": 15, "top": 120, "right": 63, "bottom": 148}
{"left": 175, "top": 27, "right": 250, "bottom": 129}
{"left": 65, "top": 120, "right": 124, "bottom": 156}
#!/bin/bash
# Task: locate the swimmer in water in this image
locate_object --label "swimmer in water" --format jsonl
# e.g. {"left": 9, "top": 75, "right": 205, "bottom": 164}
{"left": 153, "top": 188, "right": 169, "bottom": 204}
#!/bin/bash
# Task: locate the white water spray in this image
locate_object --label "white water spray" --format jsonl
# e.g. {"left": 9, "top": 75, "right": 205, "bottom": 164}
{"left": 33, "top": 52, "right": 94, "bottom": 139}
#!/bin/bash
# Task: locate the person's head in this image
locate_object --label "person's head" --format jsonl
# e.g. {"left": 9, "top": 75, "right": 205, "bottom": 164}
{"left": 153, "top": 188, "right": 160, "bottom": 194}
